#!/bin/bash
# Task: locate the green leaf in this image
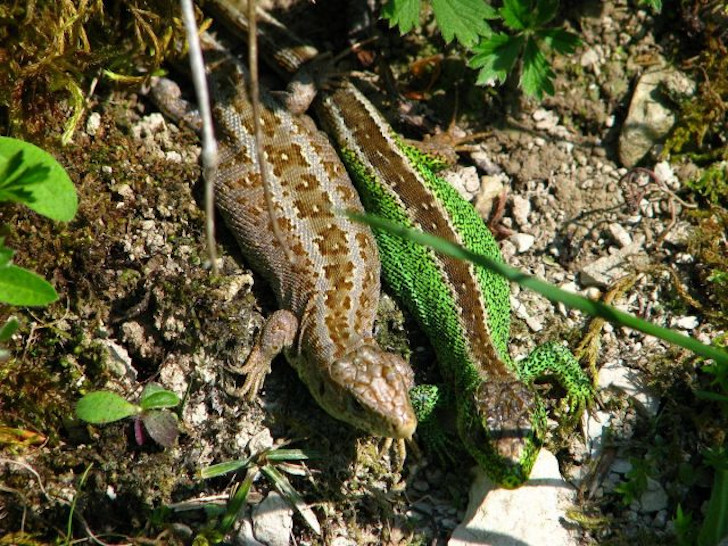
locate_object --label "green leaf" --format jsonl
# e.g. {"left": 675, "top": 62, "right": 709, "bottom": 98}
{"left": 0, "top": 264, "right": 58, "bottom": 306}
{"left": 200, "top": 456, "right": 255, "bottom": 479}
{"left": 0, "top": 317, "right": 19, "bottom": 342}
{"left": 500, "top": 0, "right": 532, "bottom": 30}
{"left": 0, "top": 150, "right": 43, "bottom": 204}
{"left": 638, "top": 0, "right": 662, "bottom": 13}
{"left": 469, "top": 33, "right": 524, "bottom": 85}
{"left": 520, "top": 37, "right": 555, "bottom": 98}
{"left": 501, "top": 0, "right": 560, "bottom": 32}
{"left": 265, "top": 449, "right": 319, "bottom": 462}
{"left": 140, "top": 390, "right": 181, "bottom": 410}
{"left": 262, "top": 464, "right": 321, "bottom": 536}
{"left": 698, "top": 467, "right": 728, "bottom": 546}
{"left": 0, "top": 137, "right": 77, "bottom": 221}
{"left": 219, "top": 467, "right": 259, "bottom": 535}
{"left": 532, "top": 0, "right": 559, "bottom": 28}
{"left": 537, "top": 27, "right": 581, "bottom": 54}
{"left": 381, "top": 0, "right": 421, "bottom": 34}
{"left": 76, "top": 391, "right": 140, "bottom": 423}
{"left": 431, "top": 0, "right": 494, "bottom": 47}
{"left": 0, "top": 240, "right": 13, "bottom": 267}
{"left": 140, "top": 383, "right": 181, "bottom": 410}
{"left": 141, "top": 410, "right": 179, "bottom": 448}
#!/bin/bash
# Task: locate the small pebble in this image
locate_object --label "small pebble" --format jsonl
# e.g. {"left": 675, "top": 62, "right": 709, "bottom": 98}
{"left": 608, "top": 223, "right": 632, "bottom": 247}
{"left": 511, "top": 233, "right": 535, "bottom": 253}
{"left": 671, "top": 316, "right": 699, "bottom": 330}
{"left": 511, "top": 195, "right": 531, "bottom": 227}
{"left": 86, "top": 112, "right": 101, "bottom": 136}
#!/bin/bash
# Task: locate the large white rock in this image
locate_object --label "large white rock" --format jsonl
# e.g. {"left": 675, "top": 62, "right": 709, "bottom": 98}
{"left": 449, "top": 450, "right": 579, "bottom": 546}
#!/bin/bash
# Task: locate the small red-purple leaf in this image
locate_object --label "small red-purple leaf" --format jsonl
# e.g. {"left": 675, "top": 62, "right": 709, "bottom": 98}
{"left": 141, "top": 411, "right": 179, "bottom": 448}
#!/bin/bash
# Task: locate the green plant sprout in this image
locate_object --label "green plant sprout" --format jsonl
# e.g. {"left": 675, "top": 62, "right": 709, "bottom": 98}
{"left": 76, "top": 383, "right": 182, "bottom": 448}
{"left": 613, "top": 457, "right": 652, "bottom": 505}
{"left": 194, "top": 447, "right": 321, "bottom": 542}
{"left": 697, "top": 446, "right": 728, "bottom": 546}
{"left": 469, "top": 0, "right": 580, "bottom": 99}
{"left": 382, "top": 0, "right": 580, "bottom": 99}
{"left": 0, "top": 316, "right": 19, "bottom": 362}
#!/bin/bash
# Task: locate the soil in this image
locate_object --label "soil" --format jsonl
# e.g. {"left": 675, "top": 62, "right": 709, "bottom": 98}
{"left": 1, "top": 1, "right": 726, "bottom": 545}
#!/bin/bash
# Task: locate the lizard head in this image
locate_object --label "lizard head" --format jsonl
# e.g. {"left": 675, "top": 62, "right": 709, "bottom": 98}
{"left": 458, "top": 379, "right": 546, "bottom": 488}
{"left": 308, "top": 344, "right": 417, "bottom": 439}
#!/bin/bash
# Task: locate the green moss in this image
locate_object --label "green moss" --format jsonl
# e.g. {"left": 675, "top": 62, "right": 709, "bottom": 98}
{"left": 664, "top": 30, "right": 728, "bottom": 163}
{"left": 686, "top": 161, "right": 728, "bottom": 207}
{"left": 686, "top": 208, "right": 728, "bottom": 328}
{"left": 0, "top": 0, "right": 193, "bottom": 143}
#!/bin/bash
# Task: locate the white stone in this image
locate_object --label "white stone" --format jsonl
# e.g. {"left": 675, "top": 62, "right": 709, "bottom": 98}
{"left": 511, "top": 233, "right": 536, "bottom": 253}
{"left": 607, "top": 223, "right": 632, "bottom": 248}
{"left": 670, "top": 315, "right": 699, "bottom": 330}
{"left": 598, "top": 360, "right": 659, "bottom": 417}
{"left": 619, "top": 66, "right": 695, "bottom": 167}
{"left": 585, "top": 409, "right": 615, "bottom": 458}
{"left": 511, "top": 195, "right": 531, "bottom": 227}
{"left": 578, "top": 237, "right": 645, "bottom": 287}
{"left": 247, "top": 429, "right": 274, "bottom": 455}
{"left": 86, "top": 112, "right": 101, "bottom": 136}
{"left": 580, "top": 49, "right": 600, "bottom": 67}
{"left": 100, "top": 338, "right": 136, "bottom": 381}
{"left": 187, "top": 402, "right": 209, "bottom": 426}
{"left": 252, "top": 492, "right": 293, "bottom": 546}
{"left": 165, "top": 150, "right": 183, "bottom": 163}
{"left": 443, "top": 166, "right": 480, "bottom": 201}
{"left": 450, "top": 450, "right": 578, "bottom": 546}
{"left": 236, "top": 516, "right": 265, "bottom": 546}
{"left": 470, "top": 150, "right": 503, "bottom": 175}
{"left": 654, "top": 161, "right": 679, "bottom": 189}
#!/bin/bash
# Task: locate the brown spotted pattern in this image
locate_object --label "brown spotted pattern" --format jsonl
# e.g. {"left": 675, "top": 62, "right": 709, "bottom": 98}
{"left": 192, "top": 34, "right": 415, "bottom": 438}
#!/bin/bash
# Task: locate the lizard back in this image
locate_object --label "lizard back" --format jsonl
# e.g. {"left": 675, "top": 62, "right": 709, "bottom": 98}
{"left": 196, "top": 36, "right": 416, "bottom": 438}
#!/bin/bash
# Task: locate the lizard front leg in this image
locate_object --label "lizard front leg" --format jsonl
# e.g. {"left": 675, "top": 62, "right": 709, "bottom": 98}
{"left": 226, "top": 309, "right": 298, "bottom": 400}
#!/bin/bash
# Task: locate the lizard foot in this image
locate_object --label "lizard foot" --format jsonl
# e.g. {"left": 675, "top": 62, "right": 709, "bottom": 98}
{"left": 225, "top": 309, "right": 298, "bottom": 401}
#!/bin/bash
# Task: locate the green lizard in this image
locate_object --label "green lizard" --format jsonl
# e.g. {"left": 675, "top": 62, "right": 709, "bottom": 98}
{"left": 207, "top": 1, "right": 594, "bottom": 487}
{"left": 317, "top": 83, "right": 593, "bottom": 487}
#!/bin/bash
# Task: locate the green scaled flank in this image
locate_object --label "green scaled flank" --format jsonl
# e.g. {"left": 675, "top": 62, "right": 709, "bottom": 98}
{"left": 317, "top": 82, "right": 593, "bottom": 487}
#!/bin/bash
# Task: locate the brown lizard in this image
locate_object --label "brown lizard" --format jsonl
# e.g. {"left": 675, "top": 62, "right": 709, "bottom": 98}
{"left": 152, "top": 31, "right": 416, "bottom": 439}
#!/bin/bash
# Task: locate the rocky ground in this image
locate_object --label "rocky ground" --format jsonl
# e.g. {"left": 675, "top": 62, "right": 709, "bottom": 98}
{"left": 1, "top": 1, "right": 727, "bottom": 545}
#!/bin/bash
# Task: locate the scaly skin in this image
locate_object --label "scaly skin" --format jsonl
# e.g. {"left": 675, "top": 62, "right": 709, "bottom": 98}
{"left": 154, "top": 33, "right": 417, "bottom": 439}
{"left": 205, "top": 2, "right": 593, "bottom": 487}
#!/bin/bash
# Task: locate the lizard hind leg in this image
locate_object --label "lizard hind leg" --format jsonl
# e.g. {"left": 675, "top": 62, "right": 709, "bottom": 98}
{"left": 225, "top": 309, "right": 298, "bottom": 401}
